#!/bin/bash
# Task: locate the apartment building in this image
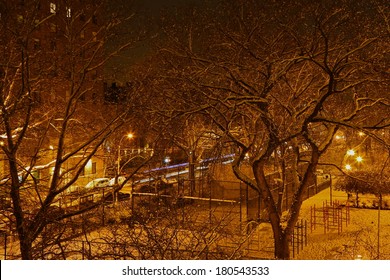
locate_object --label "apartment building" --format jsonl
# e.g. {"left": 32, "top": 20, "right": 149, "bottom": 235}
{"left": 0, "top": 0, "right": 111, "bottom": 189}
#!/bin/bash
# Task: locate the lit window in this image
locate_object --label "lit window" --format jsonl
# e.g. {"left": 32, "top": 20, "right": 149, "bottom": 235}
{"left": 66, "top": 7, "right": 71, "bottom": 18}
{"left": 34, "top": 19, "right": 41, "bottom": 28}
{"left": 50, "top": 3, "right": 56, "bottom": 14}
{"left": 50, "top": 23, "right": 57, "bottom": 32}
{"left": 31, "top": 170, "right": 40, "bottom": 183}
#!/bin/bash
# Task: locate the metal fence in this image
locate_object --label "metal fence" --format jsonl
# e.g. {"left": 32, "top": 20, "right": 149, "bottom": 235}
{"left": 0, "top": 163, "right": 331, "bottom": 260}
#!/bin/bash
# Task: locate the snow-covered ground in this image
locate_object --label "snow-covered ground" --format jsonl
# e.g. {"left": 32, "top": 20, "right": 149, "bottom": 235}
{"left": 296, "top": 188, "right": 390, "bottom": 260}
{"left": 2, "top": 186, "right": 389, "bottom": 260}
{"left": 245, "top": 187, "right": 390, "bottom": 260}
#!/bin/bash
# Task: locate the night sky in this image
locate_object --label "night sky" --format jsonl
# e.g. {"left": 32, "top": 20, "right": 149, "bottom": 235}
{"left": 106, "top": 0, "right": 213, "bottom": 83}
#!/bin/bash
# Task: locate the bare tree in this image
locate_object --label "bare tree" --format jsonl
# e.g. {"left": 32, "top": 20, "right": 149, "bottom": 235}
{"left": 0, "top": 0, "right": 148, "bottom": 259}
{"left": 69, "top": 197, "right": 249, "bottom": 260}
{"left": 154, "top": 0, "right": 389, "bottom": 259}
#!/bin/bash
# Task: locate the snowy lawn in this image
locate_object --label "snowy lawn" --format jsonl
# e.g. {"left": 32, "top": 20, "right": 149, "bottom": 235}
{"left": 296, "top": 188, "right": 390, "bottom": 260}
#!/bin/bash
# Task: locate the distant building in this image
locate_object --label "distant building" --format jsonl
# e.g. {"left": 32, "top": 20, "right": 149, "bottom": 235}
{"left": 0, "top": 0, "right": 111, "bottom": 187}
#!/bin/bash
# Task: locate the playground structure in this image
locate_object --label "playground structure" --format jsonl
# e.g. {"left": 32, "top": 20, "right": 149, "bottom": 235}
{"left": 310, "top": 200, "right": 350, "bottom": 234}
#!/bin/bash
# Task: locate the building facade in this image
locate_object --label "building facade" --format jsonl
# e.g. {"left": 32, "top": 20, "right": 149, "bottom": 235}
{"left": 0, "top": 0, "right": 112, "bottom": 192}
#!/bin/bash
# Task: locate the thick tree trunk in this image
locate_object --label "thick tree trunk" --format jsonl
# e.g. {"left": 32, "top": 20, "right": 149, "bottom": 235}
{"left": 273, "top": 228, "right": 290, "bottom": 259}
{"left": 20, "top": 236, "right": 33, "bottom": 260}
{"left": 8, "top": 157, "right": 34, "bottom": 259}
{"left": 253, "top": 159, "right": 291, "bottom": 259}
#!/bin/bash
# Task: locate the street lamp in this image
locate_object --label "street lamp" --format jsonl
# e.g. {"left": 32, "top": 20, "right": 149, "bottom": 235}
{"left": 163, "top": 156, "right": 171, "bottom": 165}
{"left": 117, "top": 133, "right": 134, "bottom": 181}
{"left": 343, "top": 149, "right": 364, "bottom": 171}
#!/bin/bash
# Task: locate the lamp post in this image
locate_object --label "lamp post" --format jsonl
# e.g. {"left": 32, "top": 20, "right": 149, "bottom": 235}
{"left": 117, "top": 133, "right": 134, "bottom": 183}
{"left": 377, "top": 192, "right": 381, "bottom": 259}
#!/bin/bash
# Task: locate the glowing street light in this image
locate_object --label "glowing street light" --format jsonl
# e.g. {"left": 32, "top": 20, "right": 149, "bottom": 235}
{"left": 345, "top": 164, "right": 352, "bottom": 171}
{"left": 126, "top": 133, "right": 134, "bottom": 140}
{"left": 117, "top": 133, "right": 134, "bottom": 178}
{"left": 356, "top": 156, "right": 363, "bottom": 163}
{"left": 163, "top": 156, "right": 171, "bottom": 165}
{"left": 347, "top": 149, "right": 355, "bottom": 156}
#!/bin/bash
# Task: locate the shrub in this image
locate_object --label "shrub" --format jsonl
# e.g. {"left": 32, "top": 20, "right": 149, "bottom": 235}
{"left": 336, "top": 171, "right": 390, "bottom": 196}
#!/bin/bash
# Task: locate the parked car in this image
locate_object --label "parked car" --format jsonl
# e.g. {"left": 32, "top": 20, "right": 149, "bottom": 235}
{"left": 109, "top": 176, "right": 126, "bottom": 186}
{"left": 64, "top": 184, "right": 81, "bottom": 195}
{"left": 84, "top": 178, "right": 110, "bottom": 191}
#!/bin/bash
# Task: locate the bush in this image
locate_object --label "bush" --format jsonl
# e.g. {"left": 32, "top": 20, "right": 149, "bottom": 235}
{"left": 336, "top": 171, "right": 390, "bottom": 196}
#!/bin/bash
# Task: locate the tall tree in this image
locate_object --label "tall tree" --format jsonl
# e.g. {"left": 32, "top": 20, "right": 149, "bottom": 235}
{"left": 0, "top": 0, "right": 144, "bottom": 259}
{"left": 156, "top": 0, "right": 389, "bottom": 259}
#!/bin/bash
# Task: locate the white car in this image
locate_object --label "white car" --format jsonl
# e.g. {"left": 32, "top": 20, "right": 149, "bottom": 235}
{"left": 109, "top": 176, "right": 126, "bottom": 186}
{"left": 84, "top": 178, "right": 110, "bottom": 191}
{"left": 64, "top": 184, "right": 81, "bottom": 194}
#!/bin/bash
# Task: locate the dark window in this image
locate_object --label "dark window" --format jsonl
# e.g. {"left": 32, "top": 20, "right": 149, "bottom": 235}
{"left": 50, "top": 40, "right": 56, "bottom": 51}
{"left": 92, "top": 92, "right": 98, "bottom": 103}
{"left": 50, "top": 23, "right": 57, "bottom": 32}
{"left": 33, "top": 39, "right": 40, "bottom": 50}
{"left": 31, "top": 91, "right": 41, "bottom": 104}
